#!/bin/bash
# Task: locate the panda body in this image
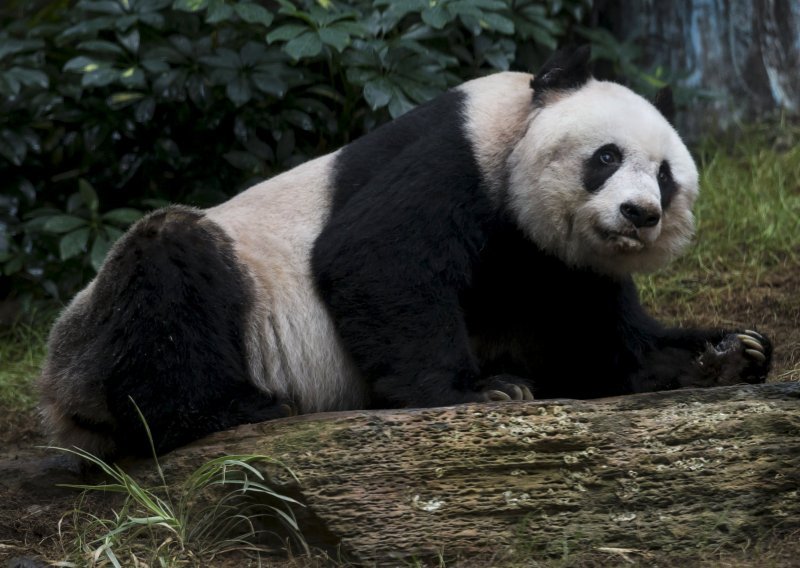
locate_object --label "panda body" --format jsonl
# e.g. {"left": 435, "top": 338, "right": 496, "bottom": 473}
{"left": 38, "top": 48, "right": 772, "bottom": 457}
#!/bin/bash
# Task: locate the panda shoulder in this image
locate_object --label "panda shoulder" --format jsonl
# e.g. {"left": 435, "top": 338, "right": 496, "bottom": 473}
{"left": 458, "top": 72, "right": 536, "bottom": 196}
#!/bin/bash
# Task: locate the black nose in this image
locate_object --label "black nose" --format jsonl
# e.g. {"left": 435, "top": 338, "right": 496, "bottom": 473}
{"left": 620, "top": 202, "right": 661, "bottom": 228}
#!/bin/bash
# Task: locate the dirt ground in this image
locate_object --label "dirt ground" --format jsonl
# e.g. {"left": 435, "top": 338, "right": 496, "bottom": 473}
{"left": 0, "top": 261, "right": 798, "bottom": 566}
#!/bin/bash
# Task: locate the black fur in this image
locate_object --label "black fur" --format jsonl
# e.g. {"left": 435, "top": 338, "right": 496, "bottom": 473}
{"left": 315, "top": 90, "right": 497, "bottom": 406}
{"left": 658, "top": 161, "right": 678, "bottom": 208}
{"left": 51, "top": 207, "right": 288, "bottom": 455}
{"left": 583, "top": 143, "right": 623, "bottom": 193}
{"left": 531, "top": 44, "right": 592, "bottom": 102}
{"left": 654, "top": 86, "right": 675, "bottom": 124}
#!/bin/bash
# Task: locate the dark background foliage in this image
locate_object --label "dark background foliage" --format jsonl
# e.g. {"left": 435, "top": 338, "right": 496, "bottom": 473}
{"left": 0, "top": 0, "right": 673, "bottom": 306}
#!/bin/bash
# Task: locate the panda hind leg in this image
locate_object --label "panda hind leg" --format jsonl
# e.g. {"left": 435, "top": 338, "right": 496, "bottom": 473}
{"left": 39, "top": 205, "right": 288, "bottom": 458}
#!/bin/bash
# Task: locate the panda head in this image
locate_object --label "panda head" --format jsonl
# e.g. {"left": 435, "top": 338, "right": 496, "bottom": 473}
{"left": 508, "top": 46, "right": 699, "bottom": 277}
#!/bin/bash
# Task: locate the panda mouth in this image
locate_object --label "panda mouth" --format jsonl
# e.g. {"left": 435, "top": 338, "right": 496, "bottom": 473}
{"left": 596, "top": 227, "right": 644, "bottom": 251}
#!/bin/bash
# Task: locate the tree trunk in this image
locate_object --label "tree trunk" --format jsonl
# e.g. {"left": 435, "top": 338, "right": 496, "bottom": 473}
{"left": 3, "top": 382, "right": 799, "bottom": 564}
{"left": 602, "top": 0, "right": 800, "bottom": 139}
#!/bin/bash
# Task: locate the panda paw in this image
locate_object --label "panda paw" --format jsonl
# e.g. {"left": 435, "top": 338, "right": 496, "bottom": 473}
{"left": 697, "top": 329, "right": 772, "bottom": 386}
{"left": 479, "top": 375, "right": 534, "bottom": 402}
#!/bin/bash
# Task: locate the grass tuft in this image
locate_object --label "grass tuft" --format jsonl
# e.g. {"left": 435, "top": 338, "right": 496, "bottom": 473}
{"left": 56, "top": 446, "right": 308, "bottom": 567}
{"left": 0, "top": 320, "right": 49, "bottom": 411}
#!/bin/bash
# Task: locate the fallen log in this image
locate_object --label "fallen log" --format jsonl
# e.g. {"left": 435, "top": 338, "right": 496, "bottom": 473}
{"left": 146, "top": 382, "right": 800, "bottom": 562}
{"left": 4, "top": 382, "right": 800, "bottom": 564}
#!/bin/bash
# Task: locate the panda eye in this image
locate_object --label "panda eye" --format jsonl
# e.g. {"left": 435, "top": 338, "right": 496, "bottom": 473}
{"left": 658, "top": 162, "right": 671, "bottom": 183}
{"left": 593, "top": 144, "right": 622, "bottom": 167}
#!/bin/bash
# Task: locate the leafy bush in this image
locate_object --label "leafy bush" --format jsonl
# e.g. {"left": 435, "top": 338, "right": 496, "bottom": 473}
{"left": 3, "top": 0, "right": 656, "bottom": 305}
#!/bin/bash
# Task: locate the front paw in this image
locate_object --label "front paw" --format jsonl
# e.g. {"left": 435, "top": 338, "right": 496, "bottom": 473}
{"left": 478, "top": 375, "right": 534, "bottom": 402}
{"left": 698, "top": 330, "right": 772, "bottom": 385}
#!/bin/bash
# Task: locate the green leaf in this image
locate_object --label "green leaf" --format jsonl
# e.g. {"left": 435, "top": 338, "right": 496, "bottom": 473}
{"left": 3, "top": 256, "right": 23, "bottom": 276}
{"left": 200, "top": 48, "right": 241, "bottom": 69}
{"left": 172, "top": 0, "right": 208, "bottom": 11}
{"left": 283, "top": 31, "right": 322, "bottom": 60}
{"left": 64, "top": 56, "right": 101, "bottom": 73}
{"left": 135, "top": 97, "right": 156, "bottom": 122}
{"left": 119, "top": 67, "right": 146, "bottom": 88}
{"left": 388, "top": 87, "right": 415, "bottom": 118}
{"left": 363, "top": 77, "right": 392, "bottom": 109}
{"left": 226, "top": 75, "right": 252, "bottom": 106}
{"left": 480, "top": 12, "right": 514, "bottom": 35}
{"left": 107, "top": 91, "right": 146, "bottom": 108}
{"left": 76, "top": 40, "right": 126, "bottom": 55}
{"left": 90, "top": 232, "right": 110, "bottom": 271}
{"left": 78, "top": 179, "right": 100, "bottom": 213}
{"left": 318, "top": 27, "right": 350, "bottom": 52}
{"left": 102, "top": 208, "right": 144, "bottom": 226}
{"left": 0, "top": 38, "right": 45, "bottom": 61}
{"left": 82, "top": 67, "right": 119, "bottom": 88}
{"left": 223, "top": 150, "right": 262, "bottom": 172}
{"left": 234, "top": 3, "right": 274, "bottom": 27}
{"left": 7, "top": 68, "right": 49, "bottom": 90}
{"left": 265, "top": 24, "right": 307, "bottom": 44}
{"left": 252, "top": 73, "right": 287, "bottom": 97}
{"left": 421, "top": 5, "right": 450, "bottom": 29}
{"left": 43, "top": 215, "right": 88, "bottom": 233}
{"left": 117, "top": 29, "right": 140, "bottom": 54}
{"left": 60, "top": 227, "right": 91, "bottom": 260}
{"left": 76, "top": 0, "right": 125, "bottom": 15}
{"left": 206, "top": 0, "right": 234, "bottom": 23}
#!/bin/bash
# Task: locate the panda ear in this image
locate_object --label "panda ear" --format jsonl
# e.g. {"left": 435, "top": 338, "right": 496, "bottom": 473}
{"left": 531, "top": 45, "right": 592, "bottom": 101}
{"left": 654, "top": 86, "right": 676, "bottom": 125}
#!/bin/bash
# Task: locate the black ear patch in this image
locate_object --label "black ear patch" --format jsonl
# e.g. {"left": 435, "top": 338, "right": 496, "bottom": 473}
{"left": 654, "top": 86, "right": 675, "bottom": 125}
{"left": 531, "top": 45, "right": 592, "bottom": 101}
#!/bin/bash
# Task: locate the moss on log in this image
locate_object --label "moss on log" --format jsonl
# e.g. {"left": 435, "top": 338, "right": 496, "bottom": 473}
{"left": 146, "top": 382, "right": 800, "bottom": 562}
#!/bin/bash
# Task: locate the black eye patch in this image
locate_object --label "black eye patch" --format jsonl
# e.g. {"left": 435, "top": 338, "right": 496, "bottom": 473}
{"left": 583, "top": 144, "right": 623, "bottom": 193}
{"left": 658, "top": 161, "right": 677, "bottom": 208}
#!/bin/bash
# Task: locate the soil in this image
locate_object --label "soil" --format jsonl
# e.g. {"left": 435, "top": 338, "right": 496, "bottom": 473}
{"left": 0, "top": 262, "right": 798, "bottom": 567}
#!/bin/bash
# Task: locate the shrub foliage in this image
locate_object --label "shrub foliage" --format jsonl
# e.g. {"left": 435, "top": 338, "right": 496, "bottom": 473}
{"left": 2, "top": 0, "right": 635, "bottom": 303}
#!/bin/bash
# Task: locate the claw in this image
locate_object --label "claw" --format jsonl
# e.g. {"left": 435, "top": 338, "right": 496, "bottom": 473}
{"left": 510, "top": 385, "right": 523, "bottom": 400}
{"left": 744, "top": 329, "right": 765, "bottom": 341}
{"left": 521, "top": 386, "right": 534, "bottom": 401}
{"left": 738, "top": 334, "right": 764, "bottom": 352}
{"left": 744, "top": 349, "right": 767, "bottom": 363}
{"left": 486, "top": 390, "right": 512, "bottom": 402}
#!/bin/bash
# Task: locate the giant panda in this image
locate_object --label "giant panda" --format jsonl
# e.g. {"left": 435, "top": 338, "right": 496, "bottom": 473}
{"left": 38, "top": 46, "right": 772, "bottom": 458}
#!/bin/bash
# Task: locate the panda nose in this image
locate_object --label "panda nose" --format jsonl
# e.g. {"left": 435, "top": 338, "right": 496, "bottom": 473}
{"left": 620, "top": 202, "right": 661, "bottom": 228}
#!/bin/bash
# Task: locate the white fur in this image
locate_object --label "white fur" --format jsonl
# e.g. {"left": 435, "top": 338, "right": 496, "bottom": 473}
{"left": 506, "top": 78, "right": 699, "bottom": 276}
{"left": 459, "top": 72, "right": 536, "bottom": 199}
{"left": 207, "top": 153, "right": 367, "bottom": 413}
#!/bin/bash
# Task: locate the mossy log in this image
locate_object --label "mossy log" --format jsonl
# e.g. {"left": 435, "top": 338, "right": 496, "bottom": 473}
{"left": 147, "top": 382, "right": 800, "bottom": 562}
{"left": 4, "top": 382, "right": 800, "bottom": 564}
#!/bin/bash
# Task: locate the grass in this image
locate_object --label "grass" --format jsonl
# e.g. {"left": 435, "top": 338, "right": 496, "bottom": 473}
{"left": 54, "top": 409, "right": 308, "bottom": 567}
{"left": 0, "top": 319, "right": 49, "bottom": 411}
{"left": 637, "top": 119, "right": 800, "bottom": 314}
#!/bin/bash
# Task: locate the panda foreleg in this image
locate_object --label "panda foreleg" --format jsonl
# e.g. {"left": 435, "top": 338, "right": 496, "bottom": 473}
{"left": 629, "top": 326, "right": 773, "bottom": 393}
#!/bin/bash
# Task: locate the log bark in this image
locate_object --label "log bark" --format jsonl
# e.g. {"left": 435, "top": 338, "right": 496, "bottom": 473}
{"left": 3, "top": 382, "right": 800, "bottom": 564}
{"left": 113, "top": 382, "right": 800, "bottom": 561}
